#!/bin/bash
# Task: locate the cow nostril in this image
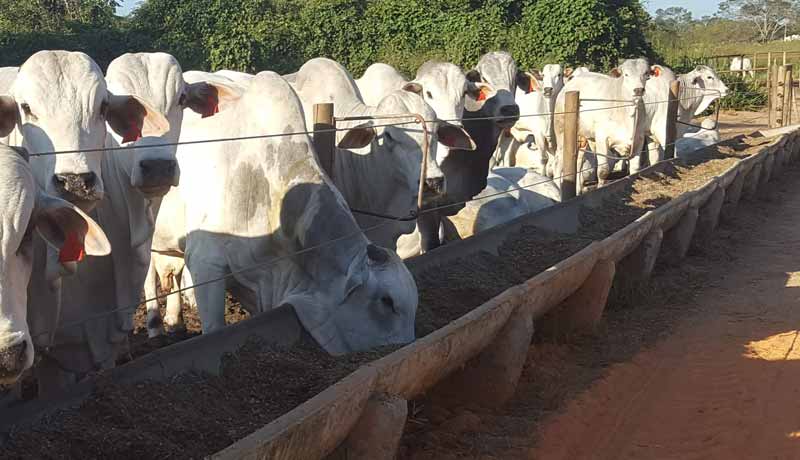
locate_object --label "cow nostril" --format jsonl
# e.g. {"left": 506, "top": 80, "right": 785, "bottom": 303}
{"left": 500, "top": 105, "right": 520, "bottom": 117}
{"left": 140, "top": 159, "right": 178, "bottom": 179}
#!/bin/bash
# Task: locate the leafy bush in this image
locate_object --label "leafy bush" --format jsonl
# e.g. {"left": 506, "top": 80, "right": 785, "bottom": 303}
{"left": 718, "top": 73, "right": 767, "bottom": 111}
{"left": 0, "top": 0, "right": 658, "bottom": 76}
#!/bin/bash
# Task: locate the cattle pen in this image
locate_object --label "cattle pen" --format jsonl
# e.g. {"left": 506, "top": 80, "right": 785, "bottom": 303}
{"left": 0, "top": 88, "right": 795, "bottom": 459}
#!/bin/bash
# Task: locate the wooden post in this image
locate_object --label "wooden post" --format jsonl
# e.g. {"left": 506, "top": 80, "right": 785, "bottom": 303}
{"left": 312, "top": 103, "right": 335, "bottom": 179}
{"left": 783, "top": 64, "right": 793, "bottom": 126}
{"left": 776, "top": 65, "right": 788, "bottom": 127}
{"left": 664, "top": 80, "right": 680, "bottom": 160}
{"left": 767, "top": 62, "right": 773, "bottom": 126}
{"left": 770, "top": 63, "right": 782, "bottom": 128}
{"left": 562, "top": 91, "right": 579, "bottom": 201}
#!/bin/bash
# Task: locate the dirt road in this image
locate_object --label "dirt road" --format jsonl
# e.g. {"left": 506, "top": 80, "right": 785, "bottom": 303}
{"left": 401, "top": 160, "right": 800, "bottom": 459}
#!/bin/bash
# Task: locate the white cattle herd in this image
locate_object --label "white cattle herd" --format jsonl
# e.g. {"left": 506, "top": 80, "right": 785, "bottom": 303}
{"left": 0, "top": 49, "right": 728, "bottom": 395}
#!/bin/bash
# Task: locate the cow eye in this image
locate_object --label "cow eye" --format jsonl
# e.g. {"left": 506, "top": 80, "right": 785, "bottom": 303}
{"left": 425, "top": 91, "right": 433, "bottom": 99}
{"left": 20, "top": 103, "right": 35, "bottom": 120}
{"left": 179, "top": 93, "right": 187, "bottom": 106}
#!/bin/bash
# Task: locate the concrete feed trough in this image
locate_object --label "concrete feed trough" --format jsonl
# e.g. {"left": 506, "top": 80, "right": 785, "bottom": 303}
{"left": 1, "top": 127, "right": 798, "bottom": 460}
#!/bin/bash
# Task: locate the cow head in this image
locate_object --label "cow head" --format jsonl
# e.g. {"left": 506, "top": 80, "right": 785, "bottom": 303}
{"left": 287, "top": 243, "right": 417, "bottom": 355}
{"left": 336, "top": 90, "right": 473, "bottom": 214}
{"left": 106, "top": 53, "right": 238, "bottom": 200}
{"left": 685, "top": 65, "right": 729, "bottom": 115}
{"left": 0, "top": 51, "right": 169, "bottom": 213}
{"left": 464, "top": 69, "right": 519, "bottom": 129}
{"left": 540, "top": 64, "right": 565, "bottom": 98}
{"left": 470, "top": 52, "right": 521, "bottom": 129}
{"left": 610, "top": 58, "right": 651, "bottom": 100}
{"left": 0, "top": 145, "right": 110, "bottom": 383}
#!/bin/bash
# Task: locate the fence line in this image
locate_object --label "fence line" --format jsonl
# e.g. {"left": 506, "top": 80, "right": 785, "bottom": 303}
{"left": 25, "top": 83, "right": 737, "bottom": 340}
{"left": 23, "top": 92, "right": 724, "bottom": 158}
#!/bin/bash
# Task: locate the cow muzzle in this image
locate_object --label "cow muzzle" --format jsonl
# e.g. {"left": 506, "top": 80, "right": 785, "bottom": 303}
{"left": 0, "top": 340, "right": 27, "bottom": 383}
{"left": 53, "top": 172, "right": 103, "bottom": 208}
{"left": 633, "top": 87, "right": 645, "bottom": 97}
{"left": 497, "top": 105, "right": 520, "bottom": 128}
{"left": 543, "top": 87, "right": 554, "bottom": 97}
{"left": 137, "top": 159, "right": 179, "bottom": 198}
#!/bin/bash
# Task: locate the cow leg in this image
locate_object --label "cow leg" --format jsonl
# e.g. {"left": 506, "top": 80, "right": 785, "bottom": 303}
{"left": 418, "top": 213, "right": 442, "bottom": 253}
{"left": 184, "top": 246, "right": 228, "bottom": 334}
{"left": 596, "top": 135, "right": 611, "bottom": 187}
{"left": 144, "top": 257, "right": 164, "bottom": 338}
{"left": 647, "top": 137, "right": 662, "bottom": 168}
{"left": 164, "top": 267, "right": 186, "bottom": 333}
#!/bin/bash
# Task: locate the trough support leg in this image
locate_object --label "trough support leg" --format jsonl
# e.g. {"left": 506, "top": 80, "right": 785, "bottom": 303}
{"left": 613, "top": 228, "right": 664, "bottom": 297}
{"left": 721, "top": 171, "right": 746, "bottom": 223}
{"left": 537, "top": 259, "right": 616, "bottom": 339}
{"left": 773, "top": 149, "right": 785, "bottom": 178}
{"left": 430, "top": 307, "right": 534, "bottom": 409}
{"left": 330, "top": 393, "right": 408, "bottom": 460}
{"left": 693, "top": 187, "right": 725, "bottom": 250}
{"left": 660, "top": 207, "right": 700, "bottom": 265}
{"left": 759, "top": 154, "right": 776, "bottom": 198}
{"left": 743, "top": 163, "right": 763, "bottom": 201}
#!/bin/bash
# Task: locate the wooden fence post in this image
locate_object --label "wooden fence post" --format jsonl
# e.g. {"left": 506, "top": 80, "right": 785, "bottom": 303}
{"left": 784, "top": 51, "right": 788, "bottom": 66}
{"left": 776, "top": 65, "right": 788, "bottom": 127}
{"left": 767, "top": 62, "right": 775, "bottom": 128}
{"left": 312, "top": 103, "right": 336, "bottom": 179}
{"left": 664, "top": 80, "right": 680, "bottom": 160}
{"left": 561, "top": 91, "right": 579, "bottom": 201}
{"left": 783, "top": 64, "right": 793, "bottom": 126}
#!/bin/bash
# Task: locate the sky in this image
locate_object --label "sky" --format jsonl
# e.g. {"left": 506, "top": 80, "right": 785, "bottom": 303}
{"left": 644, "top": 0, "right": 721, "bottom": 19}
{"left": 116, "top": 0, "right": 723, "bottom": 18}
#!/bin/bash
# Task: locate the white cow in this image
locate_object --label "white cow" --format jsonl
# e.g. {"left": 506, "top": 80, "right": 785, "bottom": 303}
{"left": 730, "top": 57, "right": 754, "bottom": 79}
{"left": 497, "top": 64, "right": 571, "bottom": 173}
{"left": 642, "top": 64, "right": 728, "bottom": 169}
{"left": 355, "top": 63, "right": 408, "bottom": 106}
{"left": 155, "top": 71, "right": 418, "bottom": 354}
{"left": 445, "top": 168, "right": 558, "bottom": 240}
{"left": 0, "top": 52, "right": 167, "bottom": 371}
{"left": 0, "top": 143, "right": 110, "bottom": 384}
{"left": 291, "top": 58, "right": 473, "bottom": 250}
{"left": 28, "top": 53, "right": 234, "bottom": 389}
{"left": 676, "top": 118, "right": 720, "bottom": 159}
{"left": 554, "top": 58, "right": 653, "bottom": 193}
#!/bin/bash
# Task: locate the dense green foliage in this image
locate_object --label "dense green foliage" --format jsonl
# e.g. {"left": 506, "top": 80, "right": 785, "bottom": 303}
{"left": 0, "top": 0, "right": 657, "bottom": 74}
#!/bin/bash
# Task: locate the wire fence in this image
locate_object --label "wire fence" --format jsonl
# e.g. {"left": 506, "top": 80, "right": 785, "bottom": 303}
{"left": 23, "top": 84, "right": 738, "bottom": 341}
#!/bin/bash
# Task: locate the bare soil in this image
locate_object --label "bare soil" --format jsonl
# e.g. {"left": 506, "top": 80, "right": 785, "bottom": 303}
{"left": 0, "top": 129, "right": 782, "bottom": 459}
{"left": 398, "top": 148, "right": 800, "bottom": 459}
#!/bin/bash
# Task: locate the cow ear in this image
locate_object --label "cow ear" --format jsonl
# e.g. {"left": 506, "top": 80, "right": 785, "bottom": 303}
{"left": 650, "top": 65, "right": 662, "bottom": 77}
{"left": 516, "top": 72, "right": 533, "bottom": 94}
{"left": 564, "top": 67, "right": 574, "bottom": 78}
{"left": 466, "top": 82, "right": 493, "bottom": 101}
{"left": 0, "top": 95, "right": 18, "bottom": 138}
{"left": 34, "top": 193, "right": 111, "bottom": 262}
{"left": 338, "top": 122, "right": 376, "bottom": 149}
{"left": 465, "top": 69, "right": 482, "bottom": 83}
{"left": 609, "top": 68, "right": 622, "bottom": 78}
{"left": 437, "top": 121, "right": 476, "bottom": 150}
{"left": 531, "top": 69, "right": 542, "bottom": 80}
{"left": 184, "top": 81, "right": 240, "bottom": 118}
{"left": 106, "top": 94, "right": 170, "bottom": 144}
{"left": 402, "top": 82, "right": 423, "bottom": 94}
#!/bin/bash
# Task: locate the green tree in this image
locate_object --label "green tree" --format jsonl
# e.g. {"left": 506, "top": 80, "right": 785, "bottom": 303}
{"left": 509, "top": 0, "right": 657, "bottom": 71}
{"left": 718, "top": 0, "right": 800, "bottom": 42}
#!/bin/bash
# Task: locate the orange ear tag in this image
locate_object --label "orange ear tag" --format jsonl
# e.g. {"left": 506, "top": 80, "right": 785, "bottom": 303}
{"left": 59, "top": 231, "right": 85, "bottom": 263}
{"left": 477, "top": 87, "right": 489, "bottom": 101}
{"left": 202, "top": 94, "right": 220, "bottom": 118}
